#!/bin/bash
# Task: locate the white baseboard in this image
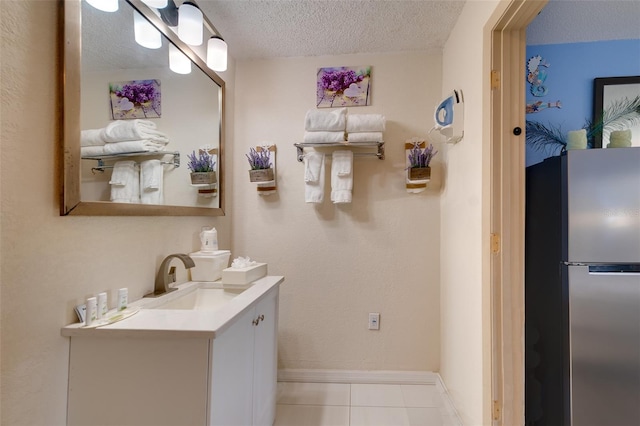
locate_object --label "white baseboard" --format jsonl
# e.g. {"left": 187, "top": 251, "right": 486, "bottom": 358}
{"left": 277, "top": 368, "right": 462, "bottom": 425}
{"left": 277, "top": 368, "right": 439, "bottom": 385}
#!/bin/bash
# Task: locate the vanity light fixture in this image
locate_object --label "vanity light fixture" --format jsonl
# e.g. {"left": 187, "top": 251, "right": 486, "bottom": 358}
{"left": 178, "top": 1, "right": 203, "bottom": 46}
{"left": 86, "top": 0, "right": 118, "bottom": 12}
{"left": 141, "top": 0, "right": 168, "bottom": 8}
{"left": 133, "top": 10, "right": 162, "bottom": 49}
{"left": 169, "top": 43, "right": 192, "bottom": 74}
{"left": 206, "top": 36, "right": 227, "bottom": 72}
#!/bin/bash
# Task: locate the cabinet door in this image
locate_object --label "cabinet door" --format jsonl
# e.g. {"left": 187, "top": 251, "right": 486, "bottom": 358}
{"left": 252, "top": 288, "right": 279, "bottom": 426}
{"left": 209, "top": 306, "right": 255, "bottom": 426}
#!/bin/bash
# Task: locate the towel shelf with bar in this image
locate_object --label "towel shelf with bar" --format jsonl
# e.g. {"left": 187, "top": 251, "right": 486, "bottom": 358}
{"left": 294, "top": 141, "right": 384, "bottom": 162}
{"left": 82, "top": 151, "right": 180, "bottom": 173}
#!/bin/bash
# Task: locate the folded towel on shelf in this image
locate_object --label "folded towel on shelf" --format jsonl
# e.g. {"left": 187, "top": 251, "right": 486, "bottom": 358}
{"left": 303, "top": 131, "right": 346, "bottom": 144}
{"left": 109, "top": 161, "right": 140, "bottom": 203}
{"left": 101, "top": 119, "right": 170, "bottom": 144}
{"left": 81, "top": 129, "right": 106, "bottom": 146}
{"left": 304, "top": 108, "right": 347, "bottom": 131}
{"left": 304, "top": 152, "right": 325, "bottom": 203}
{"left": 347, "top": 132, "right": 384, "bottom": 142}
{"left": 331, "top": 150, "right": 353, "bottom": 204}
{"left": 346, "top": 114, "right": 386, "bottom": 133}
{"left": 140, "top": 159, "right": 163, "bottom": 204}
{"left": 81, "top": 140, "right": 166, "bottom": 156}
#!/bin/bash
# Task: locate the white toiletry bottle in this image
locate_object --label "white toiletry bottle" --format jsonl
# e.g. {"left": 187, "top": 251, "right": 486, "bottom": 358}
{"left": 97, "top": 292, "right": 108, "bottom": 319}
{"left": 85, "top": 297, "right": 97, "bottom": 326}
{"left": 117, "top": 288, "right": 128, "bottom": 311}
{"left": 200, "top": 227, "right": 218, "bottom": 252}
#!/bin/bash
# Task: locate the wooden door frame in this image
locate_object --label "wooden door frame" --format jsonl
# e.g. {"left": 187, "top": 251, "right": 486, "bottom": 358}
{"left": 486, "top": 1, "right": 548, "bottom": 424}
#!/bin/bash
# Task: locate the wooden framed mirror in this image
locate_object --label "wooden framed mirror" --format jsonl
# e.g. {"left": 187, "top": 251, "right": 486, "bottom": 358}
{"left": 61, "top": 0, "right": 225, "bottom": 216}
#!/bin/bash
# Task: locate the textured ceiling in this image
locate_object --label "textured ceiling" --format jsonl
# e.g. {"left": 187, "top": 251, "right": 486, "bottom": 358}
{"left": 82, "top": 0, "right": 640, "bottom": 72}
{"left": 197, "top": 0, "right": 467, "bottom": 59}
{"left": 527, "top": 0, "right": 640, "bottom": 45}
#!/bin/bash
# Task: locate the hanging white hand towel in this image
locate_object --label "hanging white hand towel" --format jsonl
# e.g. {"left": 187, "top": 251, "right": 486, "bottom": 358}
{"left": 331, "top": 150, "right": 353, "bottom": 204}
{"left": 140, "top": 159, "right": 163, "bottom": 204}
{"left": 109, "top": 161, "right": 140, "bottom": 203}
{"left": 304, "top": 152, "right": 325, "bottom": 203}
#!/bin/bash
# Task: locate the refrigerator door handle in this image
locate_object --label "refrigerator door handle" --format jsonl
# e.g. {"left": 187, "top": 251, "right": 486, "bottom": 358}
{"left": 587, "top": 264, "right": 640, "bottom": 275}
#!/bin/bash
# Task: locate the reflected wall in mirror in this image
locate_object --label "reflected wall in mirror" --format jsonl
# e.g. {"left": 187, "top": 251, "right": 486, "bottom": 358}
{"left": 593, "top": 76, "right": 640, "bottom": 149}
{"left": 62, "top": 0, "right": 225, "bottom": 216}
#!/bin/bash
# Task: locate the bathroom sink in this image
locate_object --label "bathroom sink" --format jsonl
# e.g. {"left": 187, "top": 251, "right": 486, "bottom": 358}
{"left": 150, "top": 288, "right": 243, "bottom": 311}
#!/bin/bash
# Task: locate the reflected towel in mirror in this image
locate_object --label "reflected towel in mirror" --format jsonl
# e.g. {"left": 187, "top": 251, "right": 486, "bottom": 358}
{"left": 109, "top": 161, "right": 140, "bottom": 203}
{"left": 140, "top": 159, "right": 163, "bottom": 204}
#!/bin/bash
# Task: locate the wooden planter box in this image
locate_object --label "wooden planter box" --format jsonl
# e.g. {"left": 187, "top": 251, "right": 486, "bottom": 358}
{"left": 191, "top": 172, "right": 217, "bottom": 185}
{"left": 249, "top": 168, "right": 274, "bottom": 182}
{"left": 408, "top": 166, "right": 431, "bottom": 181}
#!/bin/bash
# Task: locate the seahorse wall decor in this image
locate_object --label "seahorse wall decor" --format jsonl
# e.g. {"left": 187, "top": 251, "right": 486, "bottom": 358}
{"left": 527, "top": 55, "right": 550, "bottom": 97}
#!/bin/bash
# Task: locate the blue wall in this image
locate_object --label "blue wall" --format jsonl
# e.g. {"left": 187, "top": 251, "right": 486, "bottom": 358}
{"left": 525, "top": 39, "right": 640, "bottom": 166}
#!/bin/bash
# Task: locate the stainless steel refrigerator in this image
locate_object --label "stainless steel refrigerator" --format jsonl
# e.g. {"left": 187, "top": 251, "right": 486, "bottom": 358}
{"left": 525, "top": 147, "right": 640, "bottom": 426}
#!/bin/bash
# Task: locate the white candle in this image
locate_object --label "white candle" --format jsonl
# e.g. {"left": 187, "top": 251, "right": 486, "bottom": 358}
{"left": 566, "top": 129, "right": 587, "bottom": 150}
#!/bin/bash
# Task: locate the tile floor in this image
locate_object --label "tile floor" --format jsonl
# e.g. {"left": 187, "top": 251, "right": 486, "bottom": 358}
{"left": 275, "top": 382, "right": 461, "bottom": 426}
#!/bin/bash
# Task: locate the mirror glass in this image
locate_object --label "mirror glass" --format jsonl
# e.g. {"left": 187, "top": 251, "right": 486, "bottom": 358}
{"left": 593, "top": 76, "right": 640, "bottom": 148}
{"left": 62, "top": 0, "right": 225, "bottom": 216}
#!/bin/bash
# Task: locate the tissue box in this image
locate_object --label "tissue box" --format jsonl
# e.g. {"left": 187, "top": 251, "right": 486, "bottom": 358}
{"left": 222, "top": 263, "right": 268, "bottom": 285}
{"left": 189, "top": 250, "right": 231, "bottom": 282}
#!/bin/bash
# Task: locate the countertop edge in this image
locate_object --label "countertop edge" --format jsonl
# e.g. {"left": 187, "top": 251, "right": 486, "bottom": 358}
{"left": 61, "top": 276, "right": 284, "bottom": 339}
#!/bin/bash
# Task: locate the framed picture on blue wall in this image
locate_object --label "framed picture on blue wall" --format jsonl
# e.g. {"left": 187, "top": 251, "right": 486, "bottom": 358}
{"left": 593, "top": 76, "right": 640, "bottom": 148}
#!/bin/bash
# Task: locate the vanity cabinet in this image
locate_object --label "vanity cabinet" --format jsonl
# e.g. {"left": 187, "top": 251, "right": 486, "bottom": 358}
{"left": 66, "top": 284, "right": 279, "bottom": 426}
{"left": 209, "top": 287, "right": 278, "bottom": 426}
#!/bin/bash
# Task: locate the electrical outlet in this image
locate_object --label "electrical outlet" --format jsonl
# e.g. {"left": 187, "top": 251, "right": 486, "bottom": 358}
{"left": 368, "top": 312, "right": 380, "bottom": 330}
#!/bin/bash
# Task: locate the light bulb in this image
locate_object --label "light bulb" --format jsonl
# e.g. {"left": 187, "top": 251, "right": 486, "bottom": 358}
{"left": 134, "top": 10, "right": 162, "bottom": 49}
{"left": 169, "top": 44, "right": 191, "bottom": 74}
{"left": 141, "top": 0, "right": 167, "bottom": 8}
{"left": 178, "top": 2, "right": 203, "bottom": 46}
{"left": 86, "top": 0, "right": 118, "bottom": 12}
{"left": 206, "top": 36, "right": 227, "bottom": 72}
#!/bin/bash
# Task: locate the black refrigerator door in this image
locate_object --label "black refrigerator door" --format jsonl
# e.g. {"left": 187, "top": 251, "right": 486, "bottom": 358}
{"left": 525, "top": 155, "right": 570, "bottom": 426}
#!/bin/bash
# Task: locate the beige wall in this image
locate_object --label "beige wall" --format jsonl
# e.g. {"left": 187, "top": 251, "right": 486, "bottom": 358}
{"left": 0, "top": 2, "right": 234, "bottom": 424}
{"left": 1, "top": 1, "right": 507, "bottom": 424}
{"left": 440, "top": 0, "right": 503, "bottom": 424}
{"left": 233, "top": 53, "right": 443, "bottom": 371}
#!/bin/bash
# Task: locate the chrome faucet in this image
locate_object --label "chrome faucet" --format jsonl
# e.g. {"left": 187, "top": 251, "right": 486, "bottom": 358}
{"left": 146, "top": 253, "right": 195, "bottom": 297}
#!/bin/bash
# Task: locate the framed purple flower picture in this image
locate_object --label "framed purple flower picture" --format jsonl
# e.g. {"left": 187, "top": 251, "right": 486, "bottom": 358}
{"left": 109, "top": 79, "right": 161, "bottom": 119}
{"left": 317, "top": 66, "right": 371, "bottom": 108}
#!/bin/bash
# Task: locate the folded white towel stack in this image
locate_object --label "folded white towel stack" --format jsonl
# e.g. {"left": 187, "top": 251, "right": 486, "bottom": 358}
{"left": 140, "top": 159, "right": 163, "bottom": 205}
{"left": 347, "top": 132, "right": 384, "bottom": 142}
{"left": 81, "top": 140, "right": 167, "bottom": 157}
{"left": 345, "top": 114, "right": 385, "bottom": 143}
{"left": 303, "top": 131, "right": 346, "bottom": 144}
{"left": 109, "top": 161, "right": 140, "bottom": 203}
{"left": 305, "top": 108, "right": 347, "bottom": 131}
{"left": 303, "top": 108, "right": 347, "bottom": 143}
{"left": 101, "top": 119, "right": 169, "bottom": 144}
{"left": 81, "top": 129, "right": 105, "bottom": 146}
{"left": 331, "top": 150, "right": 353, "bottom": 204}
{"left": 346, "top": 114, "right": 386, "bottom": 133}
{"left": 304, "top": 152, "right": 325, "bottom": 203}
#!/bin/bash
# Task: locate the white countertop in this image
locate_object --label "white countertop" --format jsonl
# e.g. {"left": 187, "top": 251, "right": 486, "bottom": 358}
{"left": 61, "top": 276, "right": 284, "bottom": 339}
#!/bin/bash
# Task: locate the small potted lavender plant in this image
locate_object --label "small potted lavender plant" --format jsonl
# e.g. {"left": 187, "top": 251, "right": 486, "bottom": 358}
{"left": 407, "top": 142, "right": 437, "bottom": 181}
{"left": 246, "top": 147, "right": 274, "bottom": 182}
{"left": 187, "top": 150, "right": 217, "bottom": 184}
